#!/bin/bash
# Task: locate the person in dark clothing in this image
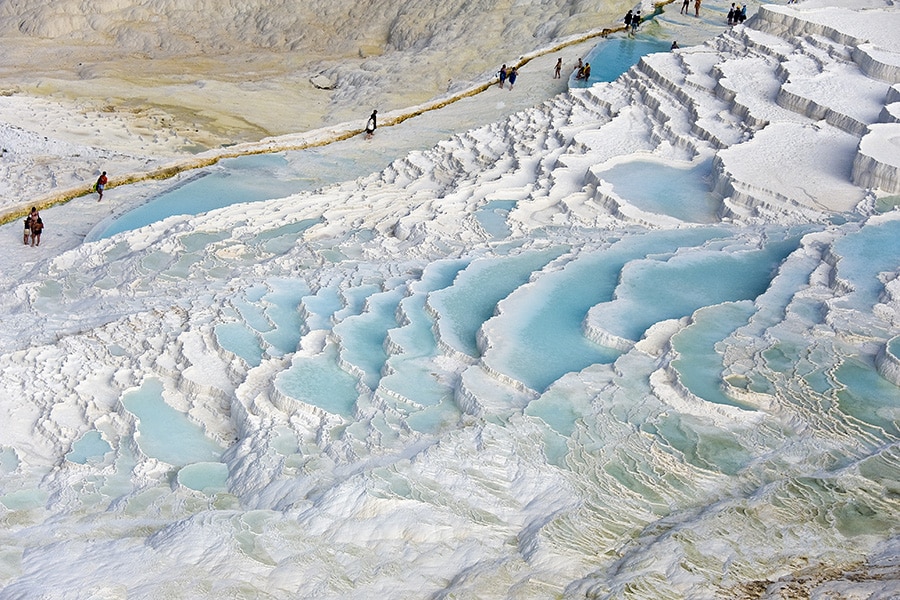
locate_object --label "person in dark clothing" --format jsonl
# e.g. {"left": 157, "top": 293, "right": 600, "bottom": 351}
{"left": 24, "top": 207, "right": 38, "bottom": 245}
{"left": 30, "top": 217, "right": 43, "bottom": 246}
{"left": 365, "top": 109, "right": 377, "bottom": 139}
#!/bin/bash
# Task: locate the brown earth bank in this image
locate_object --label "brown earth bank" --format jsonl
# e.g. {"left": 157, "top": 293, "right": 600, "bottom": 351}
{"left": 0, "top": 0, "right": 633, "bottom": 150}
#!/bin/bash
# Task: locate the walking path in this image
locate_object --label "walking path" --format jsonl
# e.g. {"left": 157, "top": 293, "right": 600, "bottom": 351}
{"left": 0, "top": 10, "right": 685, "bottom": 227}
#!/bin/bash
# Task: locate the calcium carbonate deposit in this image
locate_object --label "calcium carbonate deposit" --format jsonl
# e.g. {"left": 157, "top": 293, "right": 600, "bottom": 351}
{"left": 0, "top": 0, "right": 899, "bottom": 598}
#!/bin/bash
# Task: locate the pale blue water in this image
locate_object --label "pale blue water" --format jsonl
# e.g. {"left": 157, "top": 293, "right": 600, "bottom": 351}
{"left": 275, "top": 343, "right": 360, "bottom": 417}
{"left": 177, "top": 462, "right": 229, "bottom": 494}
{"left": 215, "top": 322, "right": 264, "bottom": 366}
{"left": 428, "top": 247, "right": 568, "bottom": 357}
{"left": 405, "top": 399, "right": 461, "bottom": 433}
{"left": 336, "top": 284, "right": 382, "bottom": 322}
{"left": 334, "top": 288, "right": 406, "bottom": 389}
{"left": 251, "top": 217, "right": 323, "bottom": 254}
{"left": 598, "top": 159, "right": 719, "bottom": 223}
{"left": 834, "top": 358, "right": 900, "bottom": 438}
{"left": 259, "top": 278, "right": 310, "bottom": 355}
{"left": 489, "top": 227, "right": 733, "bottom": 392}
{"left": 525, "top": 388, "right": 584, "bottom": 438}
{"left": 231, "top": 286, "right": 274, "bottom": 333}
{"left": 591, "top": 233, "right": 801, "bottom": 342}
{"left": 98, "top": 154, "right": 314, "bottom": 239}
{"left": 475, "top": 200, "right": 517, "bottom": 238}
{"left": 418, "top": 259, "right": 470, "bottom": 293}
{"left": 570, "top": 36, "right": 672, "bottom": 87}
{"left": 647, "top": 412, "right": 752, "bottom": 476}
{"left": 121, "top": 379, "right": 224, "bottom": 466}
{"left": 0, "top": 447, "right": 19, "bottom": 474}
{"left": 377, "top": 262, "right": 470, "bottom": 416}
{"left": 301, "top": 287, "right": 345, "bottom": 331}
{"left": 0, "top": 489, "right": 48, "bottom": 511}
{"left": 671, "top": 301, "right": 758, "bottom": 409}
{"left": 831, "top": 220, "right": 900, "bottom": 312}
{"left": 66, "top": 430, "right": 112, "bottom": 464}
{"left": 381, "top": 296, "right": 447, "bottom": 409}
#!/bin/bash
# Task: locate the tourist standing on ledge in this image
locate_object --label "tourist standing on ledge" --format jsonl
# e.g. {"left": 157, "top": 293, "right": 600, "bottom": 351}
{"left": 95, "top": 171, "right": 108, "bottom": 202}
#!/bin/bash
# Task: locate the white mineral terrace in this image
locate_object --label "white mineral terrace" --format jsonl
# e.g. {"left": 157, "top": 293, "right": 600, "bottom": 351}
{"left": 0, "top": 0, "right": 898, "bottom": 598}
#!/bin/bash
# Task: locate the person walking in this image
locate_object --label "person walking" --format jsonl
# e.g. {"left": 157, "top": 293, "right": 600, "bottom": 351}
{"left": 508, "top": 66, "right": 518, "bottom": 89}
{"left": 554, "top": 57, "right": 562, "bottom": 79}
{"left": 695, "top": 0, "right": 702, "bottom": 17}
{"left": 681, "top": 0, "right": 690, "bottom": 14}
{"left": 95, "top": 171, "right": 108, "bottom": 202}
{"left": 365, "top": 109, "right": 377, "bottom": 139}
{"left": 498, "top": 64, "right": 508, "bottom": 89}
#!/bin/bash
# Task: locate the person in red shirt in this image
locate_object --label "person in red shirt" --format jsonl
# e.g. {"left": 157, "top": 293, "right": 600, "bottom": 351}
{"left": 95, "top": 171, "right": 108, "bottom": 201}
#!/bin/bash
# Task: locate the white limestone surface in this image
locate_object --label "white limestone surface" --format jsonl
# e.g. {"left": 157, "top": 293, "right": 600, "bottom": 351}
{"left": 0, "top": 0, "right": 898, "bottom": 598}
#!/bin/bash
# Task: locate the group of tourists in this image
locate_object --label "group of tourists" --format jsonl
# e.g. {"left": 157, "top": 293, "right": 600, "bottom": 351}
{"left": 623, "top": 9, "right": 642, "bottom": 33}
{"left": 22, "top": 207, "right": 44, "bottom": 247}
{"left": 497, "top": 64, "right": 519, "bottom": 89}
{"left": 574, "top": 59, "right": 592, "bottom": 81}
{"left": 727, "top": 3, "right": 748, "bottom": 24}
{"left": 19, "top": 169, "right": 110, "bottom": 247}
{"left": 680, "top": 0, "right": 703, "bottom": 16}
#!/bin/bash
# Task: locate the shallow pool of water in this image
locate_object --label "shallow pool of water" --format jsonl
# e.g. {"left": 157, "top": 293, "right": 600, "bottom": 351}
{"left": 275, "top": 343, "right": 360, "bottom": 417}
{"left": 66, "top": 430, "right": 112, "bottom": 465}
{"left": 570, "top": 36, "right": 672, "bottom": 87}
{"left": 122, "top": 378, "right": 224, "bottom": 466}
{"left": 597, "top": 159, "right": 719, "bottom": 223}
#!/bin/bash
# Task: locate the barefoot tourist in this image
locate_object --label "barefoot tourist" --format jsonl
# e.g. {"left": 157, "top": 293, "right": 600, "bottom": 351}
{"left": 95, "top": 171, "right": 108, "bottom": 201}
